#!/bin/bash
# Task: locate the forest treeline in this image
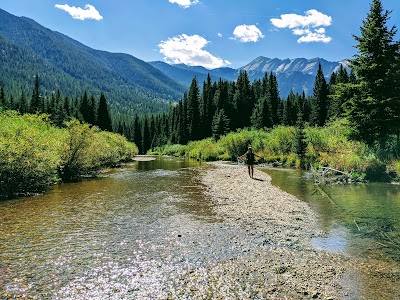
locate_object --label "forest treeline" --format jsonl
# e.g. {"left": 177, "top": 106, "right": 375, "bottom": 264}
{"left": 116, "top": 65, "right": 358, "bottom": 155}
{"left": 0, "top": 73, "right": 114, "bottom": 131}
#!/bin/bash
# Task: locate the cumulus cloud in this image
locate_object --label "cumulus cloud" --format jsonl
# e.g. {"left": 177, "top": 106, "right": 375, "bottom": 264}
{"left": 270, "top": 9, "right": 332, "bottom": 43}
{"left": 55, "top": 4, "right": 103, "bottom": 21}
{"left": 169, "top": 0, "right": 199, "bottom": 8}
{"left": 159, "top": 34, "right": 230, "bottom": 69}
{"left": 232, "top": 25, "right": 264, "bottom": 43}
{"left": 217, "top": 33, "right": 223, "bottom": 38}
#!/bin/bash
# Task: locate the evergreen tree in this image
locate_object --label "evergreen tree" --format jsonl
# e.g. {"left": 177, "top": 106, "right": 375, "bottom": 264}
{"left": 349, "top": 69, "right": 358, "bottom": 84}
{"left": 133, "top": 115, "right": 142, "bottom": 153}
{"left": 64, "top": 96, "right": 71, "bottom": 117}
{"left": 294, "top": 113, "right": 307, "bottom": 168}
{"left": 336, "top": 65, "right": 349, "bottom": 84}
{"left": 269, "top": 73, "right": 281, "bottom": 126}
{"left": 346, "top": 0, "right": 400, "bottom": 145}
{"left": 200, "top": 74, "right": 214, "bottom": 139}
{"left": 97, "top": 93, "right": 113, "bottom": 131}
{"left": 19, "top": 90, "right": 28, "bottom": 114}
{"left": 251, "top": 96, "right": 270, "bottom": 129}
{"left": 88, "top": 95, "right": 97, "bottom": 125}
{"left": 30, "top": 73, "right": 42, "bottom": 113}
{"left": 0, "top": 86, "right": 6, "bottom": 109}
{"left": 233, "top": 71, "right": 254, "bottom": 129}
{"left": 328, "top": 72, "right": 337, "bottom": 93}
{"left": 187, "top": 78, "right": 201, "bottom": 141}
{"left": 211, "top": 109, "right": 230, "bottom": 140}
{"left": 310, "top": 64, "right": 328, "bottom": 126}
{"left": 9, "top": 95, "right": 14, "bottom": 111}
{"left": 141, "top": 117, "right": 151, "bottom": 154}
{"left": 79, "top": 91, "right": 95, "bottom": 125}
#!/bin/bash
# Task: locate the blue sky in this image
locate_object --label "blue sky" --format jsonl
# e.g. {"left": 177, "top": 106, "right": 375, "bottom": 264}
{"left": 1, "top": 0, "right": 399, "bottom": 69}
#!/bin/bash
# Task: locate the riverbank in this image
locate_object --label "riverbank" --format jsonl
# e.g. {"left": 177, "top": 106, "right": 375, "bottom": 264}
{"left": 196, "top": 162, "right": 348, "bottom": 298}
{"left": 197, "top": 162, "right": 399, "bottom": 299}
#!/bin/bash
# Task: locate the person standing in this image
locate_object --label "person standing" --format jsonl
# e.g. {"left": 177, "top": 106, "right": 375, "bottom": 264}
{"left": 239, "top": 146, "right": 259, "bottom": 178}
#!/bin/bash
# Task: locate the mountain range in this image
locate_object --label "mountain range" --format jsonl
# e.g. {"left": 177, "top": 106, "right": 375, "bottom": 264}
{"left": 149, "top": 57, "right": 349, "bottom": 97}
{"left": 0, "top": 8, "right": 349, "bottom": 113}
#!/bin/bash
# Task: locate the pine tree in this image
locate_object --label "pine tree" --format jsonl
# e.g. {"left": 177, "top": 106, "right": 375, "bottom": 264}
{"left": 346, "top": 0, "right": 400, "bottom": 145}
{"left": 269, "top": 73, "right": 281, "bottom": 126}
{"left": 30, "top": 73, "right": 42, "bottom": 113}
{"left": 294, "top": 113, "right": 306, "bottom": 168}
{"left": 64, "top": 96, "right": 71, "bottom": 117}
{"left": 0, "top": 86, "right": 6, "bottom": 109}
{"left": 9, "top": 95, "right": 14, "bottom": 111}
{"left": 19, "top": 90, "right": 28, "bottom": 114}
{"left": 97, "top": 93, "right": 113, "bottom": 131}
{"left": 336, "top": 65, "right": 349, "bottom": 84}
{"left": 133, "top": 115, "right": 142, "bottom": 153}
{"left": 88, "top": 95, "right": 97, "bottom": 125}
{"left": 187, "top": 78, "right": 201, "bottom": 141}
{"left": 79, "top": 91, "right": 94, "bottom": 124}
{"left": 233, "top": 71, "right": 254, "bottom": 130}
{"left": 200, "top": 74, "right": 214, "bottom": 139}
{"left": 211, "top": 109, "right": 230, "bottom": 140}
{"left": 310, "top": 64, "right": 328, "bottom": 126}
{"left": 251, "top": 96, "right": 270, "bottom": 129}
{"left": 141, "top": 117, "right": 151, "bottom": 154}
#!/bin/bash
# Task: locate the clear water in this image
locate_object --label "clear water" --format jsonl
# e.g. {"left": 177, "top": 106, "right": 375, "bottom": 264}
{"left": 0, "top": 157, "right": 262, "bottom": 299}
{"left": 1, "top": 158, "right": 399, "bottom": 298}
{"left": 261, "top": 167, "right": 400, "bottom": 262}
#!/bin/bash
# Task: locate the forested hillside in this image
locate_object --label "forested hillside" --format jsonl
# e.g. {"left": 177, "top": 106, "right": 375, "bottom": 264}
{"left": 0, "top": 8, "right": 185, "bottom": 114}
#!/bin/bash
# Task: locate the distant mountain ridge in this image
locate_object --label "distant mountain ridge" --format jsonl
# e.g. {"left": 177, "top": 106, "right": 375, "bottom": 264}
{"left": 0, "top": 8, "right": 186, "bottom": 114}
{"left": 240, "top": 56, "right": 349, "bottom": 76}
{"left": 1, "top": 7, "right": 350, "bottom": 114}
{"left": 150, "top": 57, "right": 349, "bottom": 98}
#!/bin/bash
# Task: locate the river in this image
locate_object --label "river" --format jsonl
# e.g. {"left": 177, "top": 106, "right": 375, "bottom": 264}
{"left": 1, "top": 157, "right": 399, "bottom": 298}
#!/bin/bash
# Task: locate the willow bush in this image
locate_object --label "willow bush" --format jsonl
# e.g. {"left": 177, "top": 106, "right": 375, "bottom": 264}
{"left": 59, "top": 120, "right": 138, "bottom": 182}
{"left": 0, "top": 111, "right": 62, "bottom": 197}
{"left": 0, "top": 112, "right": 138, "bottom": 198}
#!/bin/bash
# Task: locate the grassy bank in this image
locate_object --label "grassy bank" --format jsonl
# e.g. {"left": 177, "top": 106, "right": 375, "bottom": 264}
{"left": 0, "top": 111, "right": 138, "bottom": 198}
{"left": 149, "top": 120, "right": 399, "bottom": 182}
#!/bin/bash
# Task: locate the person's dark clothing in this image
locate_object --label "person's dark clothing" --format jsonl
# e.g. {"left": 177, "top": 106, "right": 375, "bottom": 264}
{"left": 246, "top": 152, "right": 255, "bottom": 165}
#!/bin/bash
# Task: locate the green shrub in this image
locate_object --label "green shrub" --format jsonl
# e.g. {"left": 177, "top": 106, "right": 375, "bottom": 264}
{"left": 59, "top": 120, "right": 138, "bottom": 182}
{"left": 0, "top": 111, "right": 62, "bottom": 197}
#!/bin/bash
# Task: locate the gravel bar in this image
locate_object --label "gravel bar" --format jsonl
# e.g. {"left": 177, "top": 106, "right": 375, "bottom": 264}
{"left": 195, "top": 162, "right": 352, "bottom": 299}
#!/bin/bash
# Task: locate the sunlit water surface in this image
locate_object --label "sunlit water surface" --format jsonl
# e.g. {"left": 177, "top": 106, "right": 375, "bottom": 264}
{"left": 0, "top": 157, "right": 263, "bottom": 299}
{"left": 1, "top": 158, "right": 399, "bottom": 298}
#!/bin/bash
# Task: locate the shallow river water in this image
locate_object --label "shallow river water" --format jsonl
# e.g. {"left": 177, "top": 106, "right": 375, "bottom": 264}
{"left": 1, "top": 157, "right": 399, "bottom": 298}
{"left": 262, "top": 167, "right": 400, "bottom": 263}
{"left": 0, "top": 157, "right": 264, "bottom": 299}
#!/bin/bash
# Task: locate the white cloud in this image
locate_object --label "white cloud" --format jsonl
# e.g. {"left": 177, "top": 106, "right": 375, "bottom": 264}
{"left": 270, "top": 9, "right": 332, "bottom": 43}
{"left": 297, "top": 30, "right": 332, "bottom": 43}
{"left": 55, "top": 4, "right": 103, "bottom": 21}
{"left": 232, "top": 25, "right": 264, "bottom": 43}
{"left": 271, "top": 9, "right": 331, "bottom": 29}
{"left": 158, "top": 34, "right": 230, "bottom": 69}
{"left": 169, "top": 0, "right": 199, "bottom": 8}
{"left": 217, "top": 33, "right": 223, "bottom": 38}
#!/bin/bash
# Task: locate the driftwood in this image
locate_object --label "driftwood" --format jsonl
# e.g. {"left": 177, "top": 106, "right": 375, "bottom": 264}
{"left": 311, "top": 165, "right": 356, "bottom": 185}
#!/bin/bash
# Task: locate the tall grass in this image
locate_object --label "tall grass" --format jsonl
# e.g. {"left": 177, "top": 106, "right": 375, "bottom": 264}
{"left": 150, "top": 120, "right": 398, "bottom": 180}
